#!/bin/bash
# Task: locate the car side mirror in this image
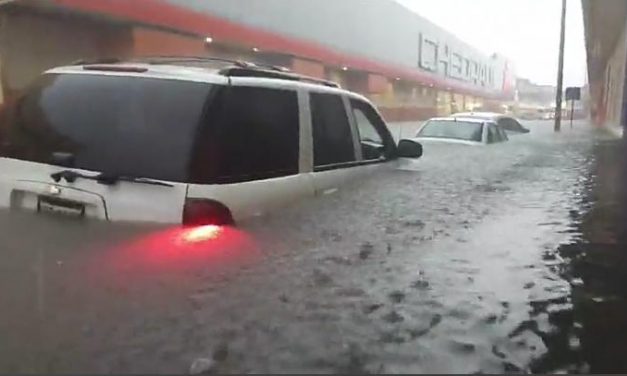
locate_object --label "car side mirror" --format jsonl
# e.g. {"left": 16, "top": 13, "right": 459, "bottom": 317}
{"left": 397, "top": 139, "right": 423, "bottom": 159}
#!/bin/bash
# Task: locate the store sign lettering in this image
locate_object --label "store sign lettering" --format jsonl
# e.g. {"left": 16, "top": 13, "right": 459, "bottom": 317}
{"left": 418, "top": 33, "right": 494, "bottom": 87}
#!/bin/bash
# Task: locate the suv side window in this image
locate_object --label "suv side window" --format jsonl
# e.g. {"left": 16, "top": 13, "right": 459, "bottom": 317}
{"left": 350, "top": 99, "right": 394, "bottom": 161}
{"left": 197, "top": 85, "right": 299, "bottom": 183}
{"left": 310, "top": 93, "right": 356, "bottom": 167}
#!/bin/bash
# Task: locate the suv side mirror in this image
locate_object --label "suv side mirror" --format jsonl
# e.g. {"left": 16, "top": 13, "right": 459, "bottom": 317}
{"left": 397, "top": 139, "right": 423, "bottom": 159}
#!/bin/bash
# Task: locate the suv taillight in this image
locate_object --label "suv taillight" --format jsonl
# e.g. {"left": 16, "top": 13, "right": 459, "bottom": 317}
{"left": 182, "top": 198, "right": 234, "bottom": 227}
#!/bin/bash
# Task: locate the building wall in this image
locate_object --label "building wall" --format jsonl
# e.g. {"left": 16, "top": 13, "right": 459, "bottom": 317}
{"left": 0, "top": 50, "right": 4, "bottom": 106}
{"left": 0, "top": 12, "right": 4, "bottom": 105}
{"left": 602, "top": 19, "right": 627, "bottom": 130}
{"left": 291, "top": 58, "right": 325, "bottom": 79}
{"left": 0, "top": 1, "right": 514, "bottom": 122}
{"left": 133, "top": 28, "right": 205, "bottom": 57}
{"left": 0, "top": 9, "right": 133, "bottom": 98}
{"left": 163, "top": 0, "right": 513, "bottom": 96}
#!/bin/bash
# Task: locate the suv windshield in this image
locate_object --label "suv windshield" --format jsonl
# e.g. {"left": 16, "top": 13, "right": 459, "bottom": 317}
{"left": 417, "top": 120, "right": 483, "bottom": 142}
{"left": 0, "top": 73, "right": 213, "bottom": 182}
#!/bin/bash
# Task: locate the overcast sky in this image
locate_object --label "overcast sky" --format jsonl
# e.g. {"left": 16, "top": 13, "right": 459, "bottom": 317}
{"left": 396, "top": 0, "right": 587, "bottom": 87}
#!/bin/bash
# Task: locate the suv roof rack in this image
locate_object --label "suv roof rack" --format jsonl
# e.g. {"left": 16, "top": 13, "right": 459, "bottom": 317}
{"left": 145, "top": 56, "right": 340, "bottom": 88}
{"left": 70, "top": 55, "right": 340, "bottom": 88}
{"left": 219, "top": 66, "right": 340, "bottom": 88}
{"left": 126, "top": 55, "right": 292, "bottom": 73}
{"left": 71, "top": 57, "right": 123, "bottom": 65}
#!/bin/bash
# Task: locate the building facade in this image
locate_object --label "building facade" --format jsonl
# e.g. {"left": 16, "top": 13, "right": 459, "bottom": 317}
{"left": 583, "top": 0, "right": 627, "bottom": 135}
{"left": 0, "top": 0, "right": 515, "bottom": 121}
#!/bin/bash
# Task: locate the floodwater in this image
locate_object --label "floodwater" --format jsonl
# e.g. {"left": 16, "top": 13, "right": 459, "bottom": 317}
{"left": 0, "top": 120, "right": 625, "bottom": 373}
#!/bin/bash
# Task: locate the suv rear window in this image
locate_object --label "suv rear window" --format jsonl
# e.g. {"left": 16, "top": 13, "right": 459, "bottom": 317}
{"left": 0, "top": 73, "right": 213, "bottom": 182}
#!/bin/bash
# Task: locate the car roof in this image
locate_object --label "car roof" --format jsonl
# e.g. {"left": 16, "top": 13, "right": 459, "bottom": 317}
{"left": 427, "top": 116, "right": 489, "bottom": 124}
{"left": 451, "top": 112, "right": 506, "bottom": 120}
{"left": 44, "top": 58, "right": 368, "bottom": 100}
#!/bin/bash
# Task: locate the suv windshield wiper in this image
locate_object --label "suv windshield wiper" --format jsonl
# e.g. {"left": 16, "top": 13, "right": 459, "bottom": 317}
{"left": 50, "top": 170, "right": 174, "bottom": 187}
{"left": 95, "top": 173, "right": 174, "bottom": 187}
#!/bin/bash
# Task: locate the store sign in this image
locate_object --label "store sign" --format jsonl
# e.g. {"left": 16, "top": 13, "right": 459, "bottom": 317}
{"left": 418, "top": 33, "right": 495, "bottom": 88}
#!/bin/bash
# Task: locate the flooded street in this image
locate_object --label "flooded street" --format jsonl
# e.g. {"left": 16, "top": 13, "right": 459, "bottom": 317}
{"left": 1, "top": 120, "right": 625, "bottom": 373}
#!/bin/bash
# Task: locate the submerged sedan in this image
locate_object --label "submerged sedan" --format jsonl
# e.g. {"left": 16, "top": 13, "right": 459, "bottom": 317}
{"left": 413, "top": 117, "right": 509, "bottom": 146}
{"left": 452, "top": 112, "right": 530, "bottom": 134}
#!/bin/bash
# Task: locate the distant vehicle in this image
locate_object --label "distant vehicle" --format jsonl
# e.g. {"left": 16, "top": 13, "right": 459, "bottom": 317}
{"left": 518, "top": 112, "right": 539, "bottom": 120}
{"left": 452, "top": 112, "right": 530, "bottom": 134}
{"left": 412, "top": 117, "right": 509, "bottom": 146}
{"left": 0, "top": 57, "right": 423, "bottom": 226}
{"left": 541, "top": 110, "right": 555, "bottom": 120}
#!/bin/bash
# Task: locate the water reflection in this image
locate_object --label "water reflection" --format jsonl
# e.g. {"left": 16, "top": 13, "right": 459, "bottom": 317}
{"left": 535, "top": 136, "right": 627, "bottom": 373}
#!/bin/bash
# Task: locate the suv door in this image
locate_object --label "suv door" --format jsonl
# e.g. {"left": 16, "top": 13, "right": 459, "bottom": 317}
{"left": 309, "top": 92, "right": 360, "bottom": 195}
{"left": 0, "top": 73, "right": 209, "bottom": 223}
{"left": 186, "top": 82, "right": 314, "bottom": 221}
{"left": 349, "top": 98, "right": 396, "bottom": 163}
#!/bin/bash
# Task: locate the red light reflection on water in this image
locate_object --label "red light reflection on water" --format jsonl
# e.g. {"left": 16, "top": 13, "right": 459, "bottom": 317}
{"left": 90, "top": 224, "right": 259, "bottom": 277}
{"left": 181, "top": 225, "right": 222, "bottom": 243}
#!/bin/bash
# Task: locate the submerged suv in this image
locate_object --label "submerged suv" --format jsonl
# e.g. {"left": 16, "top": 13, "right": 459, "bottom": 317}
{"left": 0, "top": 57, "right": 422, "bottom": 225}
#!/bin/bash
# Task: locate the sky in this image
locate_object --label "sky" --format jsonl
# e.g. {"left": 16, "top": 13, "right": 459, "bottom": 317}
{"left": 396, "top": 0, "right": 587, "bottom": 87}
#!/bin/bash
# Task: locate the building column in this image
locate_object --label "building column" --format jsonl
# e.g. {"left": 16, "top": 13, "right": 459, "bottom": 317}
{"left": 0, "top": 12, "right": 6, "bottom": 105}
{"left": 291, "top": 58, "right": 325, "bottom": 79}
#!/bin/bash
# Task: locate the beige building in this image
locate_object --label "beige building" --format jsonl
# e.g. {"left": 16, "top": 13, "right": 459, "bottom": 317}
{"left": 0, "top": 0, "right": 515, "bottom": 121}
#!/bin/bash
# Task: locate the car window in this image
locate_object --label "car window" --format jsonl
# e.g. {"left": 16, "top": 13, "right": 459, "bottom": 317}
{"left": 1, "top": 73, "right": 212, "bottom": 182}
{"left": 350, "top": 99, "right": 393, "bottom": 161}
{"left": 487, "top": 124, "right": 500, "bottom": 143}
{"left": 496, "top": 124, "right": 509, "bottom": 141}
{"left": 417, "top": 120, "right": 483, "bottom": 142}
{"left": 193, "top": 85, "right": 299, "bottom": 184}
{"left": 310, "top": 93, "right": 356, "bottom": 167}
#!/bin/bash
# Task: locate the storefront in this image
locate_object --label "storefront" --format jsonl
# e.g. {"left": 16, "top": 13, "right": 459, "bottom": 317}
{"left": 0, "top": 0, "right": 515, "bottom": 121}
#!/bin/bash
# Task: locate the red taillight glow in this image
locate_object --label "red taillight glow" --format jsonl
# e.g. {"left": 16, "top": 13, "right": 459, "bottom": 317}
{"left": 183, "top": 199, "right": 234, "bottom": 227}
{"left": 90, "top": 224, "right": 259, "bottom": 274}
{"left": 181, "top": 225, "right": 222, "bottom": 243}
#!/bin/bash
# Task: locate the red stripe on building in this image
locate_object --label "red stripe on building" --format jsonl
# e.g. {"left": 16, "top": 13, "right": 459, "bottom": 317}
{"left": 52, "top": 0, "right": 503, "bottom": 99}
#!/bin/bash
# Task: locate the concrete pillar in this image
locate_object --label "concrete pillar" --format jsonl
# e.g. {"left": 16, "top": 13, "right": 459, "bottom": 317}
{"left": 0, "top": 58, "right": 4, "bottom": 105}
{"left": 367, "top": 74, "right": 388, "bottom": 95}
{"left": 291, "top": 58, "right": 325, "bottom": 79}
{"left": 1, "top": 10, "right": 133, "bottom": 96}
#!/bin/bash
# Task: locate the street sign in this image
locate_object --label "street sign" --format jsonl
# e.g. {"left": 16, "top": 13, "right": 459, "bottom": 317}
{"left": 565, "top": 87, "right": 581, "bottom": 101}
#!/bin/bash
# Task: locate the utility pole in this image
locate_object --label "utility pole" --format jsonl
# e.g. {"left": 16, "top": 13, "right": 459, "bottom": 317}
{"left": 554, "top": 0, "right": 567, "bottom": 132}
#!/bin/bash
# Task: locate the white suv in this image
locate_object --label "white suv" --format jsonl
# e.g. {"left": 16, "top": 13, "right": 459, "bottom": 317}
{"left": 0, "top": 57, "right": 423, "bottom": 225}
